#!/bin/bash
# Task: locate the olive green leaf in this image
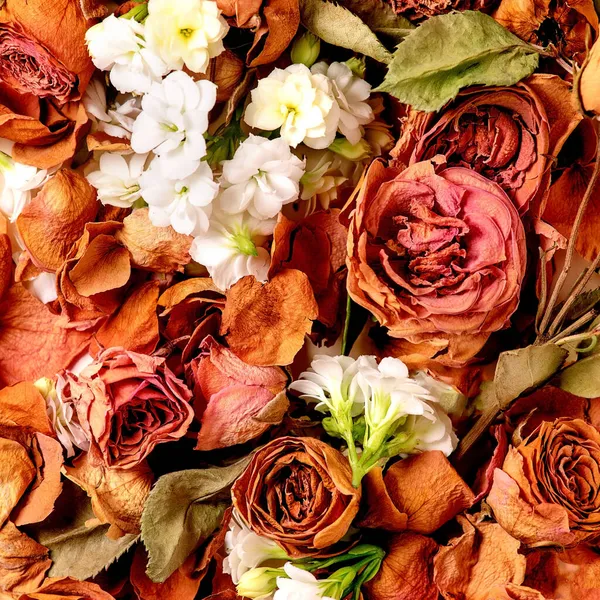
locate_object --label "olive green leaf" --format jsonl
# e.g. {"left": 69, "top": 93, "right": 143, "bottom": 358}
{"left": 558, "top": 354, "right": 600, "bottom": 398}
{"left": 376, "top": 11, "right": 539, "bottom": 111}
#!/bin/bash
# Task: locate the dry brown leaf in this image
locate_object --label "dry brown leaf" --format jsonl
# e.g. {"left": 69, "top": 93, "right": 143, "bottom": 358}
{"left": 220, "top": 269, "right": 318, "bottom": 366}
{"left": 90, "top": 281, "right": 160, "bottom": 356}
{"left": 0, "top": 284, "right": 91, "bottom": 385}
{"left": 16, "top": 170, "right": 98, "bottom": 271}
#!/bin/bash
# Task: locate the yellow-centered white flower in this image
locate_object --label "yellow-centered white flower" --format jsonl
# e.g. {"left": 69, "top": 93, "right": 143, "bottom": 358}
{"left": 86, "top": 153, "right": 148, "bottom": 209}
{"left": 190, "top": 210, "right": 275, "bottom": 291}
{"left": 244, "top": 64, "right": 340, "bottom": 150}
{"left": 139, "top": 157, "right": 218, "bottom": 236}
{"left": 85, "top": 15, "right": 168, "bottom": 94}
{"left": 145, "top": 0, "right": 229, "bottom": 74}
{"left": 274, "top": 563, "right": 336, "bottom": 600}
{"left": 311, "top": 61, "right": 373, "bottom": 145}
{"left": 219, "top": 135, "right": 305, "bottom": 219}
{"left": 131, "top": 71, "right": 217, "bottom": 179}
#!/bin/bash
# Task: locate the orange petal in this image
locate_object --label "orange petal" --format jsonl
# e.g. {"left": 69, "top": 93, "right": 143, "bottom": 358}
{"left": 434, "top": 516, "right": 526, "bottom": 600}
{"left": 115, "top": 208, "right": 191, "bottom": 273}
{"left": 220, "top": 269, "right": 318, "bottom": 366}
{"left": 365, "top": 533, "right": 438, "bottom": 600}
{"left": 0, "top": 284, "right": 91, "bottom": 385}
{"left": 64, "top": 453, "right": 153, "bottom": 537}
{"left": 15, "top": 576, "right": 116, "bottom": 600}
{"left": 90, "top": 281, "right": 160, "bottom": 356}
{"left": 0, "top": 382, "right": 53, "bottom": 436}
{"left": 158, "top": 278, "right": 222, "bottom": 315}
{"left": 0, "top": 437, "right": 36, "bottom": 528}
{"left": 16, "top": 169, "right": 98, "bottom": 271}
{"left": 383, "top": 451, "right": 475, "bottom": 534}
{"left": 0, "top": 521, "right": 50, "bottom": 593}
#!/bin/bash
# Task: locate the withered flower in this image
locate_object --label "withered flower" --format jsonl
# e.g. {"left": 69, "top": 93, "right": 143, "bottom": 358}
{"left": 231, "top": 436, "right": 361, "bottom": 558}
{"left": 66, "top": 348, "right": 194, "bottom": 469}
{"left": 488, "top": 418, "right": 600, "bottom": 547}
{"left": 389, "top": 0, "right": 498, "bottom": 21}
{"left": 347, "top": 158, "right": 527, "bottom": 367}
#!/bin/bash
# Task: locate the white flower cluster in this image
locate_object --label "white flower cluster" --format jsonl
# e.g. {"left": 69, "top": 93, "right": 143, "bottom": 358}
{"left": 84, "top": 5, "right": 376, "bottom": 292}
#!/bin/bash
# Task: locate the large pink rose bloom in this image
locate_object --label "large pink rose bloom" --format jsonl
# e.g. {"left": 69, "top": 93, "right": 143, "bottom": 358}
{"left": 347, "top": 158, "right": 527, "bottom": 366}
{"left": 66, "top": 348, "right": 194, "bottom": 469}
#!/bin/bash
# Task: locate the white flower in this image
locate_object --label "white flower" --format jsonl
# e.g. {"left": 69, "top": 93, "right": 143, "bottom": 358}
{"left": 145, "top": 0, "right": 229, "bottom": 73}
{"left": 274, "top": 563, "right": 335, "bottom": 600}
{"left": 85, "top": 15, "right": 168, "bottom": 94}
{"left": 224, "top": 511, "right": 288, "bottom": 584}
{"left": 289, "top": 355, "right": 373, "bottom": 418}
{"left": 244, "top": 64, "right": 339, "bottom": 149}
{"left": 219, "top": 135, "right": 305, "bottom": 219}
{"left": 83, "top": 80, "right": 141, "bottom": 140}
{"left": 190, "top": 210, "right": 274, "bottom": 291}
{"left": 34, "top": 376, "right": 90, "bottom": 459}
{"left": 311, "top": 61, "right": 373, "bottom": 145}
{"left": 131, "top": 71, "right": 217, "bottom": 179}
{"left": 0, "top": 151, "right": 48, "bottom": 222}
{"left": 139, "top": 157, "right": 218, "bottom": 236}
{"left": 408, "top": 403, "right": 458, "bottom": 456}
{"left": 87, "top": 153, "right": 148, "bottom": 208}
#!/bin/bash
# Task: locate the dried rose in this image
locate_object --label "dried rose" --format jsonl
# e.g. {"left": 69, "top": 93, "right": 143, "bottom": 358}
{"left": 493, "top": 0, "right": 598, "bottom": 64}
{"left": 347, "top": 158, "right": 527, "bottom": 367}
{"left": 66, "top": 348, "right": 194, "bottom": 469}
{"left": 488, "top": 418, "right": 600, "bottom": 547}
{"left": 393, "top": 78, "right": 570, "bottom": 215}
{"left": 188, "top": 336, "right": 288, "bottom": 451}
{"left": 389, "top": 0, "right": 497, "bottom": 21}
{"left": 231, "top": 436, "right": 361, "bottom": 558}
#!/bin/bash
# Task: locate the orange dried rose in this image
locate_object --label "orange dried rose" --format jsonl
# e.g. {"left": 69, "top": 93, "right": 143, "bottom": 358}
{"left": 188, "top": 336, "right": 288, "bottom": 451}
{"left": 488, "top": 418, "right": 600, "bottom": 547}
{"left": 347, "top": 158, "right": 527, "bottom": 366}
{"left": 231, "top": 436, "right": 361, "bottom": 558}
{"left": 389, "top": 0, "right": 497, "bottom": 20}
{"left": 65, "top": 348, "right": 194, "bottom": 469}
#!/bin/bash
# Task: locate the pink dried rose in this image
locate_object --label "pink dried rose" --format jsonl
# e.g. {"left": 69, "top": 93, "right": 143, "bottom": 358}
{"left": 187, "top": 336, "right": 289, "bottom": 451}
{"left": 66, "top": 348, "right": 194, "bottom": 469}
{"left": 347, "top": 158, "right": 527, "bottom": 367}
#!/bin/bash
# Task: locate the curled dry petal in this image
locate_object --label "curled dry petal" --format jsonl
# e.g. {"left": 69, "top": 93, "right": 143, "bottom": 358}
{"left": 190, "top": 336, "right": 288, "bottom": 451}
{"left": 64, "top": 452, "right": 153, "bottom": 537}
{"left": 0, "top": 284, "right": 91, "bottom": 386}
{"left": 389, "top": 0, "right": 498, "bottom": 20}
{"left": 488, "top": 418, "right": 600, "bottom": 546}
{"left": 66, "top": 347, "right": 193, "bottom": 469}
{"left": 364, "top": 533, "right": 438, "bottom": 600}
{"left": 8, "top": 576, "right": 117, "bottom": 600}
{"left": 16, "top": 170, "right": 98, "bottom": 272}
{"left": 359, "top": 451, "right": 474, "bottom": 534}
{"left": 0, "top": 382, "right": 53, "bottom": 436}
{"left": 220, "top": 269, "right": 318, "bottom": 366}
{"left": 347, "top": 158, "right": 527, "bottom": 367}
{"left": 231, "top": 436, "right": 361, "bottom": 557}
{"left": 197, "top": 50, "right": 244, "bottom": 104}
{"left": 433, "top": 515, "right": 526, "bottom": 600}
{"left": 581, "top": 39, "right": 600, "bottom": 115}
{"left": 115, "top": 208, "right": 192, "bottom": 274}
{"left": 485, "top": 584, "right": 547, "bottom": 599}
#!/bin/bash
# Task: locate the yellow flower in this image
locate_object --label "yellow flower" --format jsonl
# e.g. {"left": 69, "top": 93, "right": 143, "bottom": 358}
{"left": 145, "top": 0, "right": 229, "bottom": 73}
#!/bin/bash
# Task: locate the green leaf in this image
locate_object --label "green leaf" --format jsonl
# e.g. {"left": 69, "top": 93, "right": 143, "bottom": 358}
{"left": 300, "top": 0, "right": 393, "bottom": 64}
{"left": 339, "top": 0, "right": 414, "bottom": 43}
{"left": 141, "top": 457, "right": 251, "bottom": 583}
{"left": 27, "top": 480, "right": 138, "bottom": 581}
{"left": 477, "top": 343, "right": 568, "bottom": 411}
{"left": 376, "top": 11, "right": 539, "bottom": 112}
{"left": 558, "top": 354, "right": 600, "bottom": 398}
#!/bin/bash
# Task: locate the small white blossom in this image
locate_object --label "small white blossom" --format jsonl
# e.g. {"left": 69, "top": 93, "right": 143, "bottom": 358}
{"left": 131, "top": 71, "right": 217, "bottom": 179}
{"left": 274, "top": 563, "right": 336, "bottom": 600}
{"left": 87, "top": 153, "right": 148, "bottom": 208}
{"left": 289, "top": 355, "right": 373, "bottom": 418}
{"left": 244, "top": 64, "right": 339, "bottom": 149}
{"left": 35, "top": 376, "right": 90, "bottom": 459}
{"left": 406, "top": 403, "right": 458, "bottom": 456}
{"left": 311, "top": 61, "right": 373, "bottom": 145}
{"left": 83, "top": 80, "right": 141, "bottom": 140}
{"left": 190, "top": 210, "right": 274, "bottom": 291}
{"left": 85, "top": 15, "right": 169, "bottom": 94}
{"left": 0, "top": 151, "right": 48, "bottom": 222}
{"left": 219, "top": 135, "right": 305, "bottom": 219}
{"left": 224, "top": 511, "right": 288, "bottom": 584}
{"left": 145, "top": 0, "right": 229, "bottom": 74}
{"left": 139, "top": 157, "right": 218, "bottom": 236}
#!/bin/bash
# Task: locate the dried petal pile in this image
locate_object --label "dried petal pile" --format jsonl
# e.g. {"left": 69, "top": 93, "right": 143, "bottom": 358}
{"left": 3, "top": 0, "right": 600, "bottom": 599}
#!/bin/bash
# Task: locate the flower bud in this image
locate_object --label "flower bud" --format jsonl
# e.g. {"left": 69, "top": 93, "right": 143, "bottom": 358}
{"left": 329, "top": 137, "right": 372, "bottom": 161}
{"left": 34, "top": 376, "right": 54, "bottom": 399}
{"left": 237, "top": 567, "right": 281, "bottom": 599}
{"left": 291, "top": 31, "right": 321, "bottom": 68}
{"left": 345, "top": 56, "right": 366, "bottom": 78}
{"left": 121, "top": 2, "right": 149, "bottom": 22}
